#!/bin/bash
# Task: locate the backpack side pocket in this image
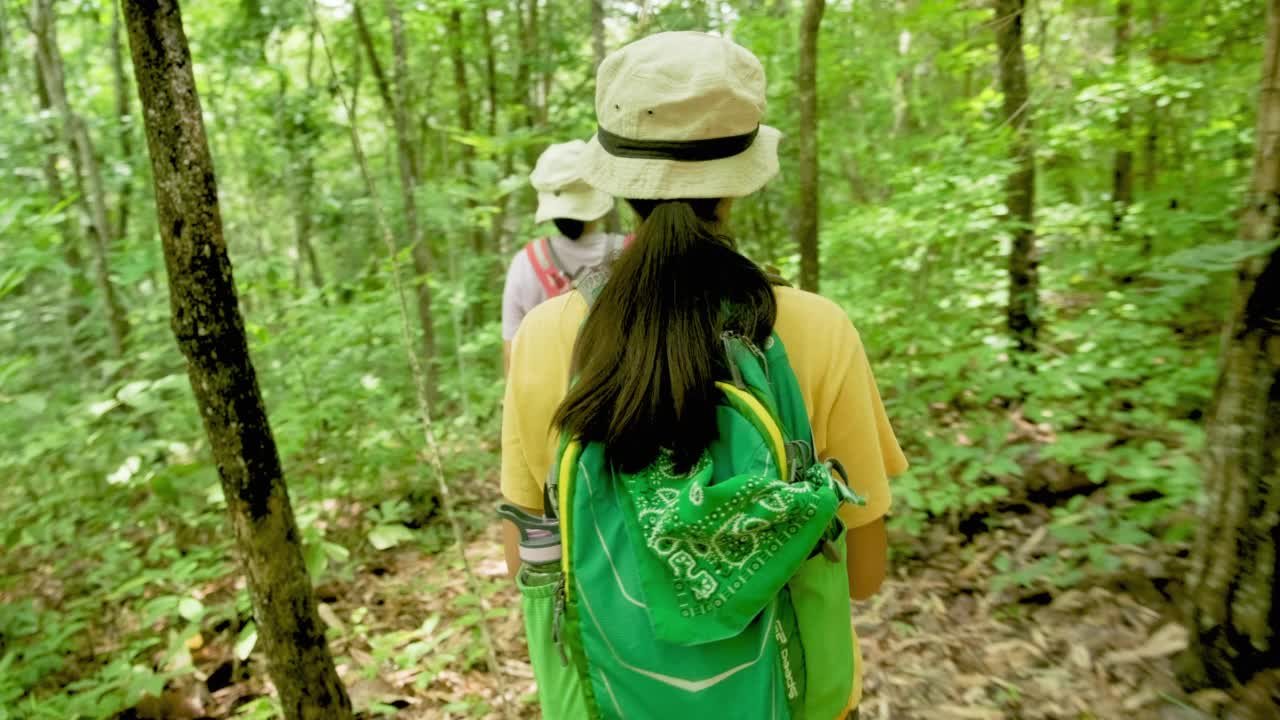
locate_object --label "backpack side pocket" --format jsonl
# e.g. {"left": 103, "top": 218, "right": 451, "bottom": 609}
{"left": 517, "top": 568, "right": 590, "bottom": 719}
{"left": 788, "top": 521, "right": 856, "bottom": 719}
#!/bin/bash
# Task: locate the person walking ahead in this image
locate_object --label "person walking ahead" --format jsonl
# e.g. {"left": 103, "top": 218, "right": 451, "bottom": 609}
{"left": 501, "top": 140, "right": 625, "bottom": 372}
{"left": 501, "top": 31, "right": 906, "bottom": 719}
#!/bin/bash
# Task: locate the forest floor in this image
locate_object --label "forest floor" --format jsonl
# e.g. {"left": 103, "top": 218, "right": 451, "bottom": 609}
{"left": 153, "top": 487, "right": 1242, "bottom": 720}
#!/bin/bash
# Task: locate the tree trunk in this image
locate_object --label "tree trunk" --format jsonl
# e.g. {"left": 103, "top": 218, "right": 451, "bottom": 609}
{"left": 1111, "top": 0, "right": 1134, "bottom": 231}
{"left": 1, "top": 0, "right": 10, "bottom": 82}
{"left": 528, "top": 0, "right": 542, "bottom": 125}
{"left": 592, "top": 0, "right": 622, "bottom": 233}
{"left": 540, "top": 0, "right": 553, "bottom": 123}
{"left": 892, "top": 27, "right": 914, "bottom": 137}
{"left": 481, "top": 2, "right": 514, "bottom": 253}
{"left": 795, "top": 0, "right": 825, "bottom": 292}
{"left": 294, "top": 157, "right": 325, "bottom": 294}
{"left": 447, "top": 8, "right": 478, "bottom": 248}
{"left": 33, "top": 0, "right": 130, "bottom": 359}
{"left": 383, "top": 0, "right": 439, "bottom": 398}
{"left": 514, "top": 0, "right": 536, "bottom": 172}
{"left": 110, "top": 0, "right": 135, "bottom": 243}
{"left": 1142, "top": 1, "right": 1162, "bottom": 196}
{"left": 994, "top": 0, "right": 1039, "bottom": 354}
{"left": 592, "top": 0, "right": 606, "bottom": 69}
{"left": 1180, "top": 0, "right": 1280, "bottom": 696}
{"left": 121, "top": 2, "right": 353, "bottom": 718}
{"left": 292, "top": 24, "right": 325, "bottom": 296}
{"left": 34, "top": 51, "right": 89, "bottom": 339}
{"left": 481, "top": 2, "right": 498, "bottom": 137}
{"left": 353, "top": 3, "right": 396, "bottom": 130}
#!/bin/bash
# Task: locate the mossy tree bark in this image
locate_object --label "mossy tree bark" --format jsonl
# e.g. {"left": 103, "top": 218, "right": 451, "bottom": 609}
{"left": 1181, "top": 0, "right": 1280, "bottom": 695}
{"left": 994, "top": 0, "right": 1040, "bottom": 354}
{"left": 796, "top": 0, "right": 825, "bottom": 293}
{"left": 121, "top": 1, "right": 352, "bottom": 717}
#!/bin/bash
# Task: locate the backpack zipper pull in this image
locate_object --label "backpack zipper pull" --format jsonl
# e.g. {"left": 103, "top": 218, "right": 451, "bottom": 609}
{"left": 552, "top": 575, "right": 570, "bottom": 666}
{"left": 821, "top": 539, "right": 841, "bottom": 563}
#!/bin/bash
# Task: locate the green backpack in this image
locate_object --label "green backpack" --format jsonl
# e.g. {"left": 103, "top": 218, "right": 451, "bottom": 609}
{"left": 515, "top": 331, "right": 865, "bottom": 720}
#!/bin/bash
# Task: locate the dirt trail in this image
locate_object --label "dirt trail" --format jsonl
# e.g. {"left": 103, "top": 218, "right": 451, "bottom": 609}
{"left": 242, "top": 520, "right": 1216, "bottom": 720}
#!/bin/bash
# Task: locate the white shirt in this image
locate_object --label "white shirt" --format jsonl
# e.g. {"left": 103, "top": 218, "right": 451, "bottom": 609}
{"left": 501, "top": 232, "right": 627, "bottom": 340}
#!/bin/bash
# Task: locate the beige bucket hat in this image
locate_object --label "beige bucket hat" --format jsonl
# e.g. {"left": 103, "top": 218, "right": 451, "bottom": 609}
{"left": 579, "top": 31, "right": 781, "bottom": 200}
{"left": 531, "top": 140, "right": 616, "bottom": 224}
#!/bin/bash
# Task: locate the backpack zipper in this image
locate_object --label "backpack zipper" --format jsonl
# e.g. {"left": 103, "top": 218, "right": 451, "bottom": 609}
{"left": 552, "top": 574, "right": 570, "bottom": 666}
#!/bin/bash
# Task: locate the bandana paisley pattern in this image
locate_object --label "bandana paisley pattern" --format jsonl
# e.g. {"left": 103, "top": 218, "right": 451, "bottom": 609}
{"left": 620, "top": 444, "right": 840, "bottom": 644}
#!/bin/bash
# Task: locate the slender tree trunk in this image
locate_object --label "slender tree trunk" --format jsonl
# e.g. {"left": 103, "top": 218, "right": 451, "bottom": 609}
{"left": 1180, "top": 0, "right": 1280, "bottom": 697}
{"left": 514, "top": 0, "right": 536, "bottom": 163}
{"left": 796, "top": 0, "right": 825, "bottom": 292}
{"left": 383, "top": 0, "right": 439, "bottom": 398}
{"left": 994, "top": 0, "right": 1039, "bottom": 354}
{"left": 294, "top": 157, "right": 325, "bottom": 294}
{"left": 1142, "top": 2, "right": 1162, "bottom": 196}
{"left": 481, "top": 3, "right": 498, "bottom": 137}
{"left": 1111, "top": 0, "right": 1134, "bottom": 231}
{"left": 481, "top": 2, "right": 513, "bottom": 253}
{"left": 529, "top": 0, "right": 543, "bottom": 125}
{"left": 33, "top": 0, "right": 130, "bottom": 359}
{"left": 292, "top": 24, "right": 325, "bottom": 296}
{"left": 447, "top": 8, "right": 481, "bottom": 258}
{"left": 892, "top": 24, "right": 914, "bottom": 137}
{"left": 34, "top": 52, "right": 89, "bottom": 338}
{"left": 110, "top": 0, "right": 135, "bottom": 243}
{"left": 0, "top": 2, "right": 8, "bottom": 82}
{"left": 592, "top": 0, "right": 622, "bottom": 233}
{"left": 592, "top": 0, "right": 606, "bottom": 69}
{"left": 541, "top": 0, "right": 553, "bottom": 122}
{"left": 121, "top": 3, "right": 353, "bottom": 717}
{"left": 353, "top": 3, "right": 395, "bottom": 127}
{"left": 444, "top": 15, "right": 474, "bottom": 172}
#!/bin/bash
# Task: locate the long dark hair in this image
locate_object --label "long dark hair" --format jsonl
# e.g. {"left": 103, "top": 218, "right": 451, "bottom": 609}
{"left": 552, "top": 198, "right": 777, "bottom": 473}
{"left": 553, "top": 218, "right": 586, "bottom": 239}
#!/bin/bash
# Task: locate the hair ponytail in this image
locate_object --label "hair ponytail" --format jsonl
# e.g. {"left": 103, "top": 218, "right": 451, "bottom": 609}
{"left": 552, "top": 198, "right": 777, "bottom": 473}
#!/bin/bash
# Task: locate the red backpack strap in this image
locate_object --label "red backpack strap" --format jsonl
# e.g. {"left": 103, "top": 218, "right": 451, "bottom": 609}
{"left": 525, "top": 237, "right": 571, "bottom": 298}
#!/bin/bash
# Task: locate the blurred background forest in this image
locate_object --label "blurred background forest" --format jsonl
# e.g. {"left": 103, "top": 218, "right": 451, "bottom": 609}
{"left": 0, "top": 0, "right": 1272, "bottom": 718}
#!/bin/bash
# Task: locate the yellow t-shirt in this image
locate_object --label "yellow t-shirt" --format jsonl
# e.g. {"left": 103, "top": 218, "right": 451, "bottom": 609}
{"left": 501, "top": 284, "right": 907, "bottom": 708}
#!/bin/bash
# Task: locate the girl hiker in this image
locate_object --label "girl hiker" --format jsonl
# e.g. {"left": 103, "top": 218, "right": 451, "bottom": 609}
{"left": 502, "top": 140, "right": 627, "bottom": 372}
{"left": 500, "top": 32, "right": 906, "bottom": 719}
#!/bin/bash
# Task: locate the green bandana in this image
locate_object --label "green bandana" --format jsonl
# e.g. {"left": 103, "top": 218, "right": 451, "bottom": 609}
{"left": 619, "top": 436, "right": 861, "bottom": 646}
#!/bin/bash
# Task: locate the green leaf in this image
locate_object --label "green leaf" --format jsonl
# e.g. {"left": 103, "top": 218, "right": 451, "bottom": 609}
{"left": 368, "top": 524, "right": 415, "bottom": 551}
{"left": 178, "top": 598, "right": 204, "bottom": 622}
{"left": 322, "top": 541, "right": 351, "bottom": 563}
{"left": 235, "top": 622, "right": 258, "bottom": 661}
{"left": 304, "top": 542, "right": 328, "bottom": 579}
{"left": 116, "top": 381, "right": 153, "bottom": 405}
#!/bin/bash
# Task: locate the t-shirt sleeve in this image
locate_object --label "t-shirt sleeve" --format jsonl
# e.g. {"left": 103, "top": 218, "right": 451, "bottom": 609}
{"left": 812, "top": 319, "right": 907, "bottom": 529}
{"left": 502, "top": 250, "right": 544, "bottom": 341}
{"left": 501, "top": 319, "right": 548, "bottom": 510}
{"left": 500, "top": 294, "right": 583, "bottom": 512}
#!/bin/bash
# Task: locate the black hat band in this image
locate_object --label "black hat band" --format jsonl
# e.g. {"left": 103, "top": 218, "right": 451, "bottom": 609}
{"left": 596, "top": 125, "right": 759, "bottom": 162}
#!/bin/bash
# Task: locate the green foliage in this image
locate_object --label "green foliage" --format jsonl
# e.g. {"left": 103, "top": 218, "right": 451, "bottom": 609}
{"left": 0, "top": 0, "right": 1262, "bottom": 713}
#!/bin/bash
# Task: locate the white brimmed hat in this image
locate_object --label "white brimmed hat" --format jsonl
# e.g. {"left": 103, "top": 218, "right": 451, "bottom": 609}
{"left": 579, "top": 31, "right": 781, "bottom": 200}
{"left": 531, "top": 140, "right": 615, "bottom": 223}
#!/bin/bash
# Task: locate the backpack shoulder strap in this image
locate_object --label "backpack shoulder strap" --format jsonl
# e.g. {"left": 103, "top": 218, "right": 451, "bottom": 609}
{"left": 525, "top": 237, "right": 571, "bottom": 297}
